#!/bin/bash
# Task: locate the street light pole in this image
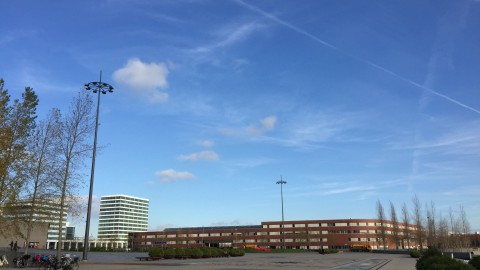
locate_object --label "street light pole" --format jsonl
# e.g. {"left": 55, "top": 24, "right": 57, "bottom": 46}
{"left": 82, "top": 71, "right": 114, "bottom": 261}
{"left": 276, "top": 176, "right": 287, "bottom": 251}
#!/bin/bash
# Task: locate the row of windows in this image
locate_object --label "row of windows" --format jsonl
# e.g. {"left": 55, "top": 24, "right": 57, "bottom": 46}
{"left": 100, "top": 202, "right": 148, "bottom": 207}
{"left": 101, "top": 196, "right": 148, "bottom": 202}
{"left": 100, "top": 210, "right": 148, "bottom": 214}
{"left": 100, "top": 200, "right": 149, "bottom": 206}
{"left": 140, "top": 229, "right": 414, "bottom": 239}
{"left": 264, "top": 223, "right": 416, "bottom": 231}
{"left": 99, "top": 216, "right": 148, "bottom": 221}
{"left": 99, "top": 214, "right": 148, "bottom": 218}
{"left": 141, "top": 238, "right": 332, "bottom": 245}
{"left": 100, "top": 204, "right": 148, "bottom": 210}
{"left": 99, "top": 227, "right": 148, "bottom": 232}
{"left": 98, "top": 235, "right": 129, "bottom": 239}
{"left": 99, "top": 220, "right": 148, "bottom": 225}
{"left": 99, "top": 226, "right": 147, "bottom": 231}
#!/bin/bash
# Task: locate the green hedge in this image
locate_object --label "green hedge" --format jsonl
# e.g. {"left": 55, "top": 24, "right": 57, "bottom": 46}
{"left": 229, "top": 248, "right": 245, "bottom": 257}
{"left": 469, "top": 256, "right": 480, "bottom": 270}
{"left": 149, "top": 248, "right": 164, "bottom": 257}
{"left": 163, "top": 248, "right": 176, "bottom": 259}
{"left": 147, "top": 247, "right": 243, "bottom": 259}
{"left": 409, "top": 249, "right": 421, "bottom": 258}
{"left": 416, "top": 248, "right": 474, "bottom": 270}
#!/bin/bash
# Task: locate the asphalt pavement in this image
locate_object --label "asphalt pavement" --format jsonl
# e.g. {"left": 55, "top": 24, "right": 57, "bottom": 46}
{"left": 76, "top": 252, "right": 416, "bottom": 270}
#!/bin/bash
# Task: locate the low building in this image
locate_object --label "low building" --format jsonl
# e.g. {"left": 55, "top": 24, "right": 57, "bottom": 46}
{"left": 0, "top": 221, "right": 49, "bottom": 249}
{"left": 129, "top": 218, "right": 419, "bottom": 250}
{"left": 0, "top": 199, "right": 68, "bottom": 249}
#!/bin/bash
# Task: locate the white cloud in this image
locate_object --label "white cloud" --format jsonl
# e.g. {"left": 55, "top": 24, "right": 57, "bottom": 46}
{"left": 193, "top": 22, "right": 263, "bottom": 54}
{"left": 155, "top": 169, "right": 195, "bottom": 183}
{"left": 261, "top": 116, "right": 277, "bottom": 130}
{"left": 113, "top": 58, "right": 170, "bottom": 103}
{"left": 179, "top": 150, "right": 219, "bottom": 161}
{"left": 246, "top": 115, "right": 277, "bottom": 136}
{"left": 219, "top": 127, "right": 237, "bottom": 136}
{"left": 197, "top": 140, "right": 214, "bottom": 148}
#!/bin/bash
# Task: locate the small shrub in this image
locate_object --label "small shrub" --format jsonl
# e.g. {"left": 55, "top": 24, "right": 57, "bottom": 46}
{"left": 190, "top": 248, "right": 203, "bottom": 259}
{"left": 163, "top": 248, "right": 176, "bottom": 259}
{"left": 175, "top": 248, "right": 186, "bottom": 259}
{"left": 469, "top": 256, "right": 480, "bottom": 270}
{"left": 416, "top": 247, "right": 475, "bottom": 270}
{"left": 149, "top": 248, "right": 164, "bottom": 258}
{"left": 210, "top": 248, "right": 224, "bottom": 257}
{"left": 229, "top": 248, "right": 245, "bottom": 257}
{"left": 410, "top": 250, "right": 421, "bottom": 258}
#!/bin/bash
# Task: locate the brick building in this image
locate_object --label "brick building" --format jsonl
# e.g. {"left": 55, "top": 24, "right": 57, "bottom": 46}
{"left": 129, "top": 218, "right": 419, "bottom": 250}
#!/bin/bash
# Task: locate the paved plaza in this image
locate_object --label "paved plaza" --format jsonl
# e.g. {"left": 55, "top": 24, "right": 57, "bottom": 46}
{"left": 79, "top": 252, "right": 416, "bottom": 270}
{"left": 0, "top": 249, "right": 416, "bottom": 269}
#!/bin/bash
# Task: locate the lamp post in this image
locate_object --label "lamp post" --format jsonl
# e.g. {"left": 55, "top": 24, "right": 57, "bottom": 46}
{"left": 276, "top": 176, "right": 287, "bottom": 251}
{"left": 82, "top": 71, "right": 113, "bottom": 261}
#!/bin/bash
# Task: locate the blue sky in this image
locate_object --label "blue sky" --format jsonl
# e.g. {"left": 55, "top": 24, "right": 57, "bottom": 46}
{"left": 1, "top": 0, "right": 480, "bottom": 236}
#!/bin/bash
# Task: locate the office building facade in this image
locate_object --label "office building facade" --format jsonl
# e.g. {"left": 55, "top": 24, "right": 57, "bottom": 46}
{"left": 129, "top": 218, "right": 419, "bottom": 250}
{"left": 3, "top": 199, "right": 68, "bottom": 249}
{"left": 98, "top": 194, "right": 149, "bottom": 247}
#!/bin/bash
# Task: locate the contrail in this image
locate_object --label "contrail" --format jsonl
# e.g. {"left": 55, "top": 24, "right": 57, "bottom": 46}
{"left": 234, "top": 0, "right": 480, "bottom": 115}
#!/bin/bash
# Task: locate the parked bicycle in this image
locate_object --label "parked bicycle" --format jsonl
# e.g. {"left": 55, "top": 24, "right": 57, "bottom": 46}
{"left": 12, "top": 254, "right": 30, "bottom": 268}
{"left": 39, "top": 254, "right": 79, "bottom": 270}
{"left": 0, "top": 255, "right": 8, "bottom": 268}
{"left": 61, "top": 256, "right": 79, "bottom": 270}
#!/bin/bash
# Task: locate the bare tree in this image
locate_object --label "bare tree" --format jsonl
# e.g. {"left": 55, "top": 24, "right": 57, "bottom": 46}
{"left": 459, "top": 205, "right": 470, "bottom": 249}
{"left": 389, "top": 201, "right": 400, "bottom": 249}
{"left": 425, "top": 201, "right": 437, "bottom": 249}
{"left": 22, "top": 109, "right": 62, "bottom": 254}
{"left": 448, "top": 207, "right": 460, "bottom": 251}
{"left": 376, "top": 200, "right": 387, "bottom": 250}
{"left": 412, "top": 195, "right": 425, "bottom": 250}
{"left": 0, "top": 80, "right": 38, "bottom": 237}
{"left": 401, "top": 202, "right": 411, "bottom": 249}
{"left": 54, "top": 91, "right": 94, "bottom": 259}
{"left": 437, "top": 216, "right": 449, "bottom": 251}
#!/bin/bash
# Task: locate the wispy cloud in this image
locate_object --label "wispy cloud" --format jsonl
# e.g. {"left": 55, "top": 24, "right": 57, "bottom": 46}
{"left": 155, "top": 169, "right": 195, "bottom": 183}
{"left": 179, "top": 150, "right": 219, "bottom": 161}
{"left": 228, "top": 157, "right": 277, "bottom": 167}
{"left": 290, "top": 178, "right": 406, "bottom": 199}
{"left": 197, "top": 140, "right": 214, "bottom": 148}
{"left": 219, "top": 127, "right": 237, "bottom": 136}
{"left": 270, "top": 109, "right": 366, "bottom": 150}
{"left": 0, "top": 29, "right": 39, "bottom": 46}
{"left": 113, "top": 58, "right": 170, "bottom": 103}
{"left": 245, "top": 115, "right": 277, "bottom": 136}
{"left": 392, "top": 120, "right": 480, "bottom": 155}
{"left": 14, "top": 63, "right": 77, "bottom": 94}
{"left": 235, "top": 0, "right": 480, "bottom": 115}
{"left": 215, "top": 108, "right": 367, "bottom": 151}
{"left": 192, "top": 22, "right": 264, "bottom": 54}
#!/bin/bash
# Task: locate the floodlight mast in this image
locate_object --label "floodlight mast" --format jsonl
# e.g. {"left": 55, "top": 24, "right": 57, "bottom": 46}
{"left": 82, "top": 71, "right": 114, "bottom": 261}
{"left": 276, "top": 176, "right": 287, "bottom": 251}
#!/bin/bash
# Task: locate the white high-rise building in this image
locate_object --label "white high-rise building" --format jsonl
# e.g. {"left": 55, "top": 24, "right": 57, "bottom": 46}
{"left": 97, "top": 194, "right": 149, "bottom": 241}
